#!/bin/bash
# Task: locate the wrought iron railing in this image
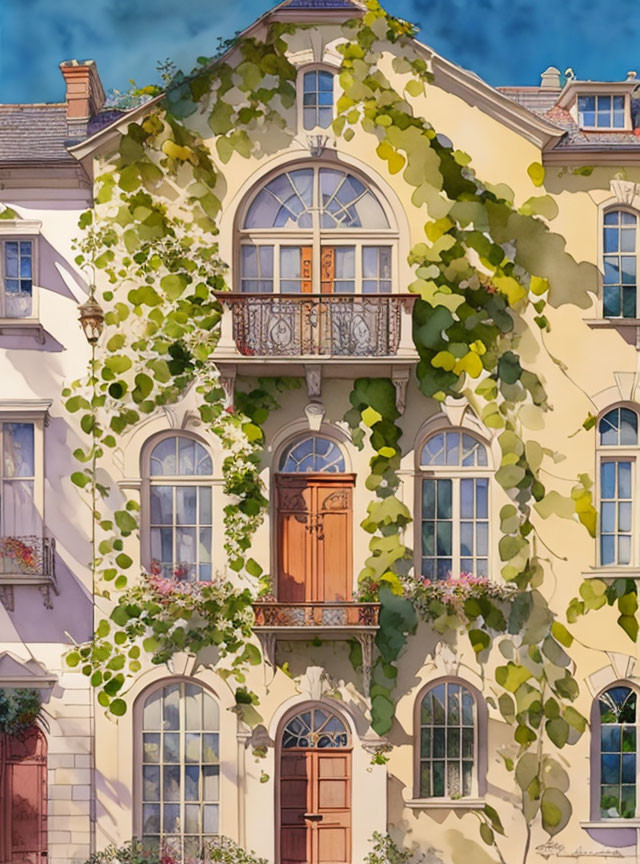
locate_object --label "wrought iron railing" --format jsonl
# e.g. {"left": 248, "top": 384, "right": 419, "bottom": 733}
{"left": 253, "top": 601, "right": 380, "bottom": 628}
{"left": 223, "top": 294, "right": 406, "bottom": 357}
{"left": 0, "top": 535, "right": 55, "bottom": 578}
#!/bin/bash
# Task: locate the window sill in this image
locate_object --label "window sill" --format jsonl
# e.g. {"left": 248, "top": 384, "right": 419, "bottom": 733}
{"left": 405, "top": 798, "right": 485, "bottom": 810}
{"left": 581, "top": 820, "right": 640, "bottom": 828}
{"left": 0, "top": 319, "right": 45, "bottom": 343}
{"left": 585, "top": 318, "right": 640, "bottom": 329}
{"left": 582, "top": 569, "right": 640, "bottom": 579}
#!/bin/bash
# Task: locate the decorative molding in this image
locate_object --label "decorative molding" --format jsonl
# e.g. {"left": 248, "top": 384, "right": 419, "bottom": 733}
{"left": 0, "top": 219, "right": 42, "bottom": 236}
{"left": 441, "top": 397, "right": 467, "bottom": 428}
{"left": 356, "top": 633, "right": 374, "bottom": 698}
{"left": 307, "top": 134, "right": 329, "bottom": 157}
{"left": 613, "top": 372, "right": 637, "bottom": 402}
{"left": 166, "top": 651, "right": 198, "bottom": 676}
{"left": 297, "top": 666, "right": 329, "bottom": 701}
{"left": 219, "top": 367, "right": 237, "bottom": 412}
{"left": 304, "top": 401, "right": 325, "bottom": 431}
{"left": 0, "top": 651, "right": 58, "bottom": 692}
{"left": 610, "top": 178, "right": 640, "bottom": 206}
{"left": 0, "top": 399, "right": 52, "bottom": 424}
{"left": 305, "top": 364, "right": 322, "bottom": 399}
{"left": 391, "top": 368, "right": 409, "bottom": 414}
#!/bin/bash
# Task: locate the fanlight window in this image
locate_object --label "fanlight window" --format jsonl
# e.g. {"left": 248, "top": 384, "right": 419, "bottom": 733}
{"left": 148, "top": 436, "right": 213, "bottom": 581}
{"left": 280, "top": 436, "right": 346, "bottom": 473}
{"left": 140, "top": 682, "right": 220, "bottom": 857}
{"left": 282, "top": 707, "right": 349, "bottom": 749}
{"left": 244, "top": 168, "right": 389, "bottom": 231}
{"left": 603, "top": 210, "right": 637, "bottom": 318}
{"left": 419, "top": 430, "right": 490, "bottom": 581}
{"left": 419, "top": 681, "right": 476, "bottom": 798}
{"left": 598, "top": 408, "right": 639, "bottom": 567}
{"left": 598, "top": 685, "right": 638, "bottom": 819}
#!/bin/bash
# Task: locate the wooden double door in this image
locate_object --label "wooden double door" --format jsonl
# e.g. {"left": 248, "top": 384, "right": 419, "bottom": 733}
{"left": 276, "top": 474, "right": 354, "bottom": 604}
{"left": 280, "top": 749, "right": 352, "bottom": 864}
{"left": 0, "top": 727, "right": 47, "bottom": 863}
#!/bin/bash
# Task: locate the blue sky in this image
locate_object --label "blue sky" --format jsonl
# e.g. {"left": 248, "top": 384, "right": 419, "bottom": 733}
{"left": 0, "top": 0, "right": 639, "bottom": 104}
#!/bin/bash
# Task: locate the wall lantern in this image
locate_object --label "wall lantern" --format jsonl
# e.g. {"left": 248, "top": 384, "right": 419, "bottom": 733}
{"left": 78, "top": 285, "right": 105, "bottom": 345}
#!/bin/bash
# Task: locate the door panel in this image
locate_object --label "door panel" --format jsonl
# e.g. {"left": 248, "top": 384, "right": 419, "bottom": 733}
{"left": 280, "top": 750, "right": 351, "bottom": 864}
{"left": 321, "top": 247, "right": 335, "bottom": 295}
{"left": 317, "top": 487, "right": 352, "bottom": 603}
{"left": 277, "top": 476, "right": 353, "bottom": 604}
{"left": 280, "top": 752, "right": 309, "bottom": 864}
{"left": 277, "top": 478, "right": 312, "bottom": 602}
{"left": 1, "top": 728, "right": 47, "bottom": 864}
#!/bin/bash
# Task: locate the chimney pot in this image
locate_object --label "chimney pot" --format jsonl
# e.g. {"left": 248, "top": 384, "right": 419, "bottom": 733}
{"left": 540, "top": 66, "right": 562, "bottom": 89}
{"left": 59, "top": 59, "right": 106, "bottom": 137}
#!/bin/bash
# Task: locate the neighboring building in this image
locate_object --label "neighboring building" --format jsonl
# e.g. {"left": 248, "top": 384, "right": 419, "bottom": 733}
{"left": 5, "top": 2, "right": 640, "bottom": 863}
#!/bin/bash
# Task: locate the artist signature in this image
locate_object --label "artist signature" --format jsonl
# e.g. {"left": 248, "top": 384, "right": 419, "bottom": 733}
{"left": 536, "top": 840, "right": 623, "bottom": 859}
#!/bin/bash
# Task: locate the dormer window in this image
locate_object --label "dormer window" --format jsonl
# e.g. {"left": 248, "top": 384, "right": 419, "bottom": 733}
{"left": 302, "top": 69, "right": 334, "bottom": 130}
{"left": 578, "top": 94, "right": 625, "bottom": 129}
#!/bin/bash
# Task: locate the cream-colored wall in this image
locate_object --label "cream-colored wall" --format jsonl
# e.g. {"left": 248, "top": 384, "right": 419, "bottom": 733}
{"left": 9, "top": 19, "right": 640, "bottom": 864}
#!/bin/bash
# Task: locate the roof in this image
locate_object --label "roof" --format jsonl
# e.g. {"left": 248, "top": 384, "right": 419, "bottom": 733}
{"left": 0, "top": 102, "right": 129, "bottom": 164}
{"left": 498, "top": 84, "right": 640, "bottom": 157}
{"left": 0, "top": 103, "right": 73, "bottom": 163}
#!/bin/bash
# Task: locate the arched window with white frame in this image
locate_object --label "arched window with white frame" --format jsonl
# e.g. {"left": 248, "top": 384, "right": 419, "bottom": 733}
{"left": 301, "top": 68, "right": 334, "bottom": 130}
{"left": 138, "top": 681, "right": 220, "bottom": 858}
{"left": 238, "top": 164, "right": 395, "bottom": 296}
{"left": 415, "top": 678, "right": 486, "bottom": 801}
{"left": 598, "top": 406, "right": 639, "bottom": 567}
{"left": 418, "top": 428, "right": 490, "bottom": 581}
{"left": 603, "top": 209, "right": 638, "bottom": 318}
{"left": 593, "top": 683, "right": 640, "bottom": 819}
{"left": 145, "top": 434, "right": 214, "bottom": 582}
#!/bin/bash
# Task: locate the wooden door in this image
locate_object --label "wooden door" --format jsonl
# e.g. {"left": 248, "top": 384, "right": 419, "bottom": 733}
{"left": 280, "top": 750, "right": 351, "bottom": 864}
{"left": 0, "top": 727, "right": 47, "bottom": 864}
{"left": 276, "top": 475, "right": 353, "bottom": 603}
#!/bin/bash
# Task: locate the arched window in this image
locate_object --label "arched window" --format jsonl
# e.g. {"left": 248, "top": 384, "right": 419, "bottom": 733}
{"left": 419, "top": 429, "right": 490, "bottom": 581}
{"left": 140, "top": 682, "right": 220, "bottom": 857}
{"left": 302, "top": 69, "right": 334, "bottom": 130}
{"left": 598, "top": 407, "right": 639, "bottom": 567}
{"left": 603, "top": 210, "right": 638, "bottom": 318}
{"left": 595, "top": 684, "right": 639, "bottom": 819}
{"left": 282, "top": 707, "right": 350, "bottom": 749}
{"left": 279, "top": 435, "right": 346, "bottom": 473}
{"left": 417, "top": 680, "right": 478, "bottom": 799}
{"left": 239, "top": 166, "right": 394, "bottom": 295}
{"left": 147, "top": 435, "right": 213, "bottom": 581}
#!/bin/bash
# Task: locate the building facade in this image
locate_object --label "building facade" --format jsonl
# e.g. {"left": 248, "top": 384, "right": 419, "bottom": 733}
{"left": 4, "top": 2, "right": 640, "bottom": 863}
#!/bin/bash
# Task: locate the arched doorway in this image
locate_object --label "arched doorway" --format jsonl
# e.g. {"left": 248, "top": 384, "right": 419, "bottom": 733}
{"left": 276, "top": 436, "right": 354, "bottom": 604}
{"left": 279, "top": 706, "right": 351, "bottom": 864}
{"left": 0, "top": 726, "right": 47, "bottom": 864}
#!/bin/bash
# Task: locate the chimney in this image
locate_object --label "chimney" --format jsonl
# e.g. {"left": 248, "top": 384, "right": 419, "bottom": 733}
{"left": 540, "top": 66, "right": 562, "bottom": 89}
{"left": 59, "top": 59, "right": 106, "bottom": 138}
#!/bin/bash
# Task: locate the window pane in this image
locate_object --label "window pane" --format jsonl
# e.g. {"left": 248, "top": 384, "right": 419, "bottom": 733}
{"left": 3, "top": 423, "right": 35, "bottom": 477}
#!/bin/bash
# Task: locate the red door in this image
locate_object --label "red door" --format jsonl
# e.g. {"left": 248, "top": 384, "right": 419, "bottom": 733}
{"left": 280, "top": 750, "right": 351, "bottom": 864}
{"left": 276, "top": 475, "right": 353, "bottom": 603}
{"left": 0, "top": 727, "right": 47, "bottom": 864}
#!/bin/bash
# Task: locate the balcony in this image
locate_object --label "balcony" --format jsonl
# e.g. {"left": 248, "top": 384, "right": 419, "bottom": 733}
{"left": 0, "top": 535, "right": 57, "bottom": 611}
{"left": 253, "top": 601, "right": 380, "bottom": 695}
{"left": 213, "top": 294, "right": 417, "bottom": 410}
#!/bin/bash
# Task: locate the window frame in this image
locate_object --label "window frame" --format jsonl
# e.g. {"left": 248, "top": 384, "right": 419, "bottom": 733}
{"left": 298, "top": 65, "right": 336, "bottom": 132}
{"left": 596, "top": 405, "right": 640, "bottom": 569}
{"left": 140, "top": 431, "right": 220, "bottom": 582}
{"left": 590, "top": 680, "right": 640, "bottom": 822}
{"left": 415, "top": 428, "right": 493, "bottom": 582}
{"left": 577, "top": 93, "right": 629, "bottom": 130}
{"left": 0, "top": 226, "right": 40, "bottom": 322}
{"left": 412, "top": 676, "right": 488, "bottom": 804}
{"left": 133, "top": 678, "right": 222, "bottom": 858}
{"left": 0, "top": 401, "right": 48, "bottom": 540}
{"left": 236, "top": 162, "right": 398, "bottom": 295}
{"left": 600, "top": 207, "right": 640, "bottom": 320}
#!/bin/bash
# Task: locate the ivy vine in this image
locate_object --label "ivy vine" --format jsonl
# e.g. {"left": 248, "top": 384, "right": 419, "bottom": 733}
{"left": 61, "top": 1, "right": 618, "bottom": 859}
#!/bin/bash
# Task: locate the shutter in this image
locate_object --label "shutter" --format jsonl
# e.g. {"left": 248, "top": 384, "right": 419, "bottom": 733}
{"left": 320, "top": 246, "right": 335, "bottom": 294}
{"left": 301, "top": 246, "right": 313, "bottom": 294}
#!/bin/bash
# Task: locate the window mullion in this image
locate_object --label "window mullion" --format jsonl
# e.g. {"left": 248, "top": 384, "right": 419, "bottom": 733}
{"left": 452, "top": 478, "right": 461, "bottom": 578}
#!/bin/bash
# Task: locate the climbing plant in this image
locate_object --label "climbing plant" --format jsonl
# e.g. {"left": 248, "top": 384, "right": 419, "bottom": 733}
{"left": 61, "top": 1, "right": 614, "bottom": 860}
{"left": 0, "top": 688, "right": 43, "bottom": 737}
